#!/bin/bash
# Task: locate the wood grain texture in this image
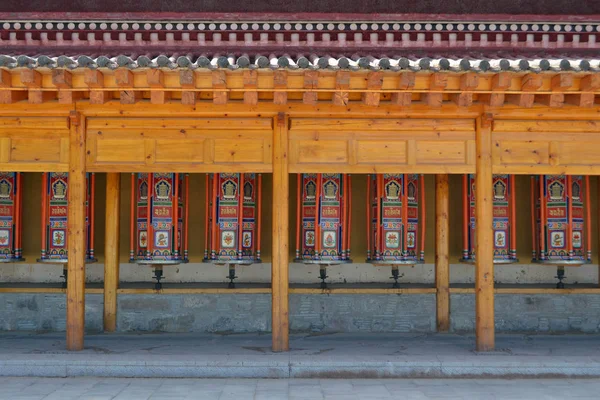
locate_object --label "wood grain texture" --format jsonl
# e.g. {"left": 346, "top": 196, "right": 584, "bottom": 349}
{"left": 435, "top": 174, "right": 450, "bottom": 332}
{"left": 66, "top": 111, "right": 86, "bottom": 351}
{"left": 272, "top": 113, "right": 289, "bottom": 352}
{"left": 475, "top": 114, "right": 495, "bottom": 352}
{"left": 103, "top": 172, "right": 120, "bottom": 332}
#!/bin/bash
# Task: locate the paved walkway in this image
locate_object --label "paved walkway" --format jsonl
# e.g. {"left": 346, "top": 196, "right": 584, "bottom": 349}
{"left": 0, "top": 377, "right": 599, "bottom": 399}
{"left": 2, "top": 332, "right": 600, "bottom": 378}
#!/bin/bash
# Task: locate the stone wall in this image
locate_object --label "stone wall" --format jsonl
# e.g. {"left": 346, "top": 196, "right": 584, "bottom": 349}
{"left": 1, "top": 293, "right": 600, "bottom": 333}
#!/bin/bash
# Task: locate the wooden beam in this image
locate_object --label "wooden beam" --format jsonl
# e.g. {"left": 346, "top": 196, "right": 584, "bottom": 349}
{"left": 103, "top": 172, "right": 120, "bottom": 332}
{"left": 147, "top": 70, "right": 170, "bottom": 104}
{"left": 565, "top": 93, "right": 595, "bottom": 108}
{"left": 243, "top": 70, "right": 259, "bottom": 106}
{"left": 435, "top": 174, "right": 450, "bottom": 332}
{"left": 506, "top": 73, "right": 543, "bottom": 108}
{"left": 272, "top": 112, "right": 289, "bottom": 352}
{"left": 66, "top": 111, "right": 86, "bottom": 351}
{"left": 538, "top": 73, "right": 574, "bottom": 107}
{"left": 21, "top": 69, "right": 54, "bottom": 104}
{"left": 212, "top": 70, "right": 228, "bottom": 105}
{"left": 362, "top": 71, "right": 383, "bottom": 106}
{"left": 424, "top": 73, "right": 447, "bottom": 107}
{"left": 0, "top": 70, "right": 26, "bottom": 104}
{"left": 580, "top": 74, "right": 600, "bottom": 92}
{"left": 480, "top": 72, "right": 511, "bottom": 107}
{"left": 84, "top": 70, "right": 110, "bottom": 105}
{"left": 391, "top": 71, "right": 415, "bottom": 106}
{"left": 273, "top": 70, "right": 288, "bottom": 105}
{"left": 475, "top": 114, "right": 495, "bottom": 352}
{"left": 53, "top": 70, "right": 82, "bottom": 104}
{"left": 451, "top": 72, "right": 479, "bottom": 107}
{"left": 332, "top": 71, "right": 350, "bottom": 106}
{"left": 116, "top": 69, "right": 140, "bottom": 104}
{"left": 303, "top": 71, "right": 318, "bottom": 105}
{"left": 179, "top": 70, "right": 197, "bottom": 106}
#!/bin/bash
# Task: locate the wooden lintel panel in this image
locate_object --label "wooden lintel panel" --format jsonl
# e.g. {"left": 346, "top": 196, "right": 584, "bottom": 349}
{"left": 424, "top": 93, "right": 443, "bottom": 107}
{"left": 85, "top": 117, "right": 273, "bottom": 172}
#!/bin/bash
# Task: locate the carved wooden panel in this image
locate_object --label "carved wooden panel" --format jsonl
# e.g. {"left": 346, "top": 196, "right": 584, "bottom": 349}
{"left": 492, "top": 119, "right": 600, "bottom": 174}
{"left": 86, "top": 118, "right": 273, "bottom": 172}
{"left": 288, "top": 118, "right": 476, "bottom": 173}
{"left": 0, "top": 117, "right": 69, "bottom": 172}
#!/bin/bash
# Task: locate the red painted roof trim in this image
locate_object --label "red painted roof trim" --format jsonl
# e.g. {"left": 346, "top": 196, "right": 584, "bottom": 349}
{"left": 1, "top": 12, "right": 599, "bottom": 22}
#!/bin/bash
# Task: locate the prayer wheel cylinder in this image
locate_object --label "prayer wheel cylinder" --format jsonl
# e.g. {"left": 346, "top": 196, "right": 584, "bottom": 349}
{"left": 39, "top": 172, "right": 96, "bottom": 263}
{"left": 532, "top": 175, "right": 592, "bottom": 265}
{"left": 0, "top": 172, "right": 23, "bottom": 262}
{"left": 130, "top": 173, "right": 188, "bottom": 265}
{"left": 461, "top": 174, "right": 518, "bottom": 264}
{"left": 294, "top": 173, "right": 352, "bottom": 265}
{"left": 204, "top": 173, "right": 262, "bottom": 265}
{"left": 366, "top": 174, "right": 425, "bottom": 265}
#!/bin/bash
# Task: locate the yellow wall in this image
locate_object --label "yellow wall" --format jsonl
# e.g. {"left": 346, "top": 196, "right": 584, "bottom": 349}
{"left": 17, "top": 173, "right": 598, "bottom": 267}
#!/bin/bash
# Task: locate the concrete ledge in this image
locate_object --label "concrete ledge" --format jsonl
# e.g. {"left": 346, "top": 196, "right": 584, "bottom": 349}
{"left": 1, "top": 332, "right": 600, "bottom": 378}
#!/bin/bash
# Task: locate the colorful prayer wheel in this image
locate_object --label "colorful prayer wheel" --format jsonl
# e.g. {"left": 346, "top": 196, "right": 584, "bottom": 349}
{"left": 531, "top": 175, "right": 592, "bottom": 287}
{"left": 294, "top": 174, "right": 352, "bottom": 288}
{"left": 203, "top": 173, "right": 262, "bottom": 287}
{"left": 0, "top": 172, "right": 24, "bottom": 263}
{"left": 461, "top": 174, "right": 518, "bottom": 264}
{"left": 38, "top": 173, "right": 96, "bottom": 286}
{"left": 130, "top": 173, "right": 189, "bottom": 288}
{"left": 366, "top": 174, "right": 425, "bottom": 287}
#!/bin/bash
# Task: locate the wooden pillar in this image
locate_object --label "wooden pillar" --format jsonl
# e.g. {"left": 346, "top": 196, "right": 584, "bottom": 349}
{"left": 272, "top": 112, "right": 289, "bottom": 352}
{"left": 435, "top": 174, "right": 450, "bottom": 332}
{"left": 66, "top": 111, "right": 86, "bottom": 351}
{"left": 475, "top": 114, "right": 495, "bottom": 351}
{"left": 104, "top": 173, "right": 121, "bottom": 332}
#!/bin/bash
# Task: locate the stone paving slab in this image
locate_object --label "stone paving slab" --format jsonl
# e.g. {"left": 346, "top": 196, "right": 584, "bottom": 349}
{"left": 0, "top": 332, "right": 600, "bottom": 378}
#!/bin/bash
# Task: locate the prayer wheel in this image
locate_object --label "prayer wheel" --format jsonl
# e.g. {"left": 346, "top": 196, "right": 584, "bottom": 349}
{"left": 0, "top": 172, "right": 24, "bottom": 263}
{"left": 203, "top": 173, "right": 262, "bottom": 288}
{"left": 366, "top": 174, "right": 425, "bottom": 287}
{"left": 130, "top": 173, "right": 189, "bottom": 289}
{"left": 38, "top": 172, "right": 96, "bottom": 285}
{"left": 531, "top": 175, "right": 592, "bottom": 288}
{"left": 461, "top": 174, "right": 518, "bottom": 264}
{"left": 294, "top": 173, "right": 352, "bottom": 288}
